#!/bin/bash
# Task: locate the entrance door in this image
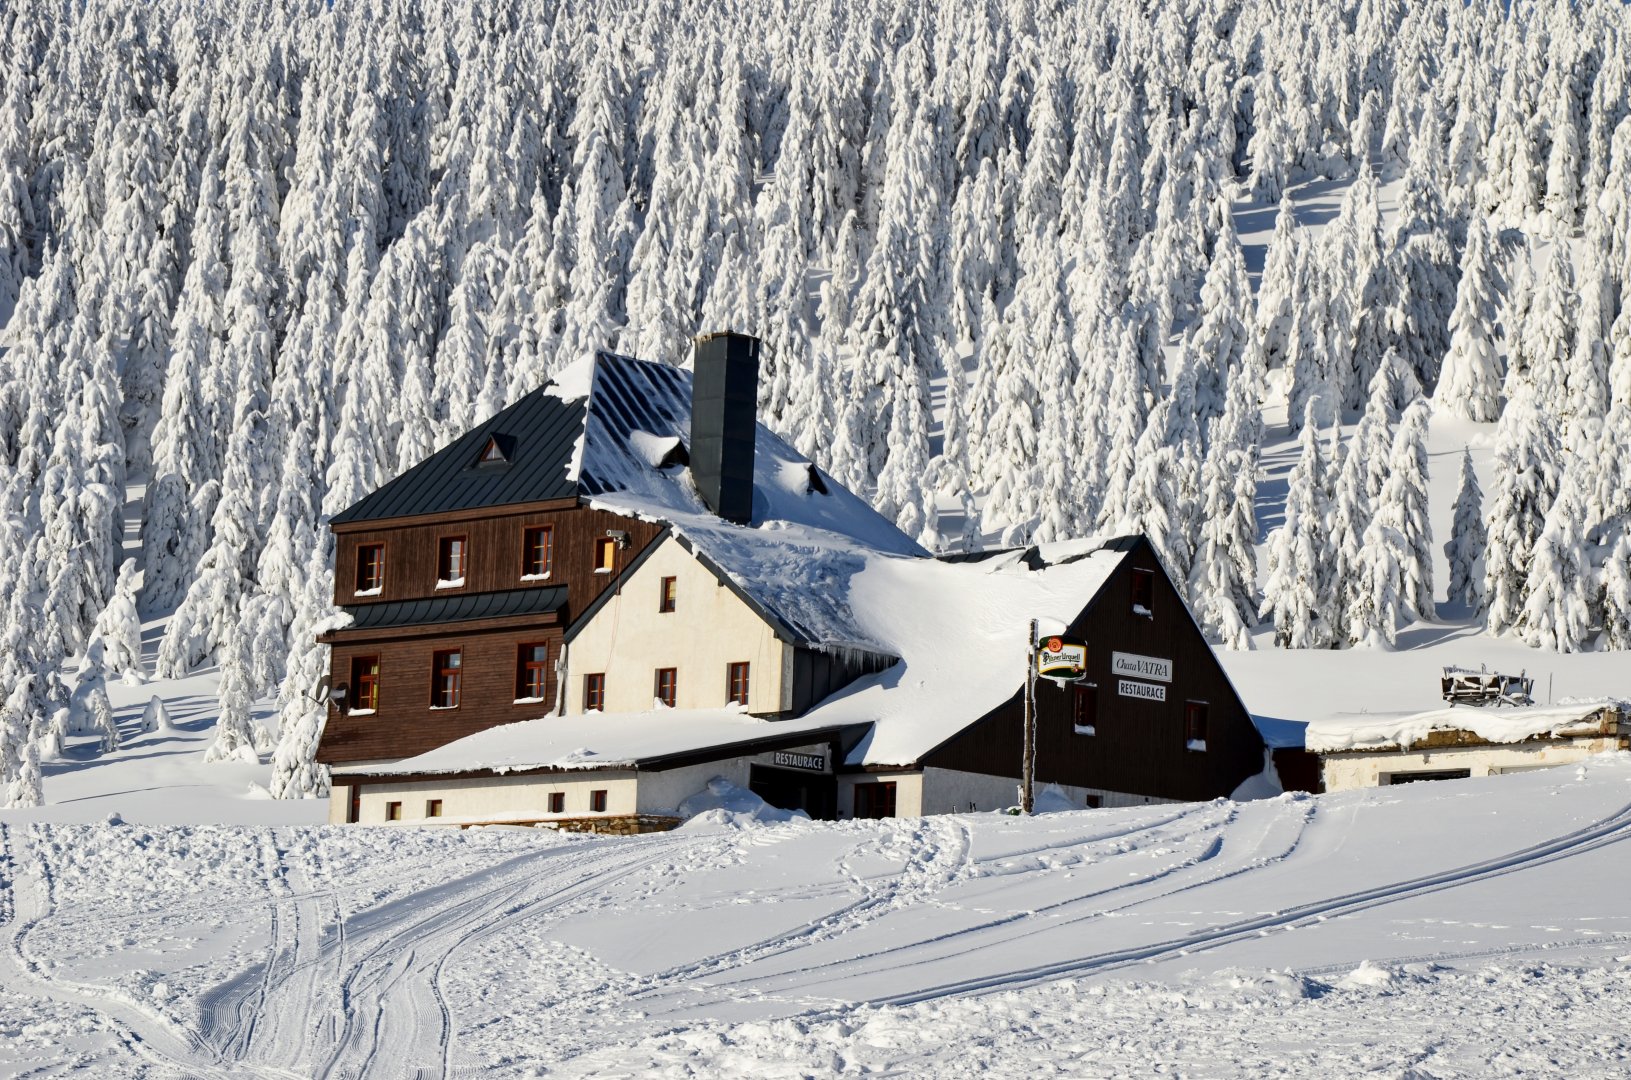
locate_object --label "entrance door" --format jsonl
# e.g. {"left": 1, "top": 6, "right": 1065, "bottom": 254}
{"left": 853, "top": 780, "right": 897, "bottom": 819}
{"left": 749, "top": 765, "right": 837, "bottom": 819}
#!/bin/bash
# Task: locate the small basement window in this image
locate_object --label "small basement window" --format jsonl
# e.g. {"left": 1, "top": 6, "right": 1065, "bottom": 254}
{"left": 548, "top": 792, "right": 565, "bottom": 814}
{"left": 426, "top": 799, "right": 443, "bottom": 818}
{"left": 1184, "top": 701, "right": 1208, "bottom": 752}
{"left": 385, "top": 801, "right": 402, "bottom": 822}
{"left": 659, "top": 576, "right": 677, "bottom": 613}
{"left": 583, "top": 673, "right": 605, "bottom": 712}
{"left": 590, "top": 789, "right": 608, "bottom": 813}
{"left": 1131, "top": 569, "right": 1154, "bottom": 617}
{"left": 355, "top": 543, "right": 385, "bottom": 594}
{"left": 1073, "top": 683, "right": 1098, "bottom": 735}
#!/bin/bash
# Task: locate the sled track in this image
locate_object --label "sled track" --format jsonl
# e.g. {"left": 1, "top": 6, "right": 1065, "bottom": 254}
{"left": 874, "top": 797, "right": 1631, "bottom": 1005}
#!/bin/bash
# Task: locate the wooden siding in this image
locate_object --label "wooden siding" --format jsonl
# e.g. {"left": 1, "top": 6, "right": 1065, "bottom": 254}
{"left": 319, "top": 623, "right": 565, "bottom": 764}
{"left": 332, "top": 505, "right": 662, "bottom": 619}
{"left": 922, "top": 539, "right": 1264, "bottom": 802}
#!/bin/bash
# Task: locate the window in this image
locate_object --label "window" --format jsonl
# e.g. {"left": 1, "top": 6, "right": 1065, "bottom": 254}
{"left": 355, "top": 543, "right": 385, "bottom": 594}
{"left": 590, "top": 789, "right": 608, "bottom": 813}
{"left": 516, "top": 643, "right": 549, "bottom": 701}
{"left": 548, "top": 792, "right": 565, "bottom": 814}
{"left": 854, "top": 781, "right": 897, "bottom": 819}
{"left": 522, "top": 525, "right": 554, "bottom": 578}
{"left": 1131, "top": 568, "right": 1155, "bottom": 616}
{"left": 437, "top": 536, "right": 467, "bottom": 584}
{"left": 727, "top": 662, "right": 750, "bottom": 706}
{"left": 659, "top": 576, "right": 677, "bottom": 613}
{"left": 654, "top": 668, "right": 677, "bottom": 708}
{"left": 594, "top": 537, "right": 617, "bottom": 573}
{"left": 583, "top": 673, "right": 605, "bottom": 712}
{"left": 1073, "top": 683, "right": 1098, "bottom": 735}
{"left": 426, "top": 799, "right": 443, "bottom": 818}
{"left": 385, "top": 801, "right": 402, "bottom": 821}
{"left": 350, "top": 656, "right": 381, "bottom": 713}
{"left": 477, "top": 435, "right": 508, "bottom": 465}
{"left": 432, "top": 650, "right": 462, "bottom": 709}
{"left": 1184, "top": 701, "right": 1208, "bottom": 752}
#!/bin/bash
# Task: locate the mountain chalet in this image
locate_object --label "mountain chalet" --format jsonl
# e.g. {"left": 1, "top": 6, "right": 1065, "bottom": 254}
{"left": 319, "top": 334, "right": 1270, "bottom": 828}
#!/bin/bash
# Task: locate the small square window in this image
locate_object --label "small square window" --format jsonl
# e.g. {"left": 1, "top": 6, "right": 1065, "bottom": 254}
{"left": 659, "top": 576, "right": 677, "bottom": 613}
{"left": 426, "top": 799, "right": 443, "bottom": 818}
{"left": 437, "top": 536, "right": 467, "bottom": 583}
{"left": 590, "top": 789, "right": 608, "bottom": 813}
{"left": 584, "top": 673, "right": 605, "bottom": 712}
{"left": 355, "top": 544, "right": 385, "bottom": 594}
{"left": 1185, "top": 701, "right": 1208, "bottom": 752}
{"left": 727, "top": 662, "right": 750, "bottom": 706}
{"left": 385, "top": 801, "right": 402, "bottom": 822}
{"left": 594, "top": 537, "right": 617, "bottom": 573}
{"left": 522, "top": 525, "right": 554, "bottom": 578}
{"left": 654, "top": 668, "right": 677, "bottom": 708}
{"left": 432, "top": 650, "right": 462, "bottom": 709}
{"left": 548, "top": 792, "right": 565, "bottom": 814}
{"left": 1131, "top": 569, "right": 1155, "bottom": 617}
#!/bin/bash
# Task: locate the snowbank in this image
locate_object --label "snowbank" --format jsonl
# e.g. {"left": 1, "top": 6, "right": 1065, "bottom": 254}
{"left": 1305, "top": 700, "right": 1625, "bottom": 754}
{"left": 676, "top": 776, "right": 811, "bottom": 827}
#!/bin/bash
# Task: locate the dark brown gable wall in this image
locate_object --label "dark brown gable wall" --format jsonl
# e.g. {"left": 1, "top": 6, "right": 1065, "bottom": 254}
{"left": 332, "top": 505, "right": 662, "bottom": 620}
{"left": 318, "top": 623, "right": 564, "bottom": 764}
{"left": 923, "top": 541, "right": 1264, "bottom": 802}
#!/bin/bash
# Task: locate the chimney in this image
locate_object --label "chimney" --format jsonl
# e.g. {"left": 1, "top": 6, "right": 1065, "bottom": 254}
{"left": 691, "top": 332, "right": 761, "bottom": 525}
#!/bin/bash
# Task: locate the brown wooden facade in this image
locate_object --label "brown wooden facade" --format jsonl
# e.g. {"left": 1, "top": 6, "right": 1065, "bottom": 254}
{"left": 332, "top": 502, "right": 662, "bottom": 613}
{"left": 921, "top": 538, "right": 1264, "bottom": 802}
{"left": 318, "top": 504, "right": 664, "bottom": 765}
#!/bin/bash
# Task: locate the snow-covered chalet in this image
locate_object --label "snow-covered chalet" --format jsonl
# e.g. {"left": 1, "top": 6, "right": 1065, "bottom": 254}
{"left": 318, "top": 333, "right": 1269, "bottom": 827}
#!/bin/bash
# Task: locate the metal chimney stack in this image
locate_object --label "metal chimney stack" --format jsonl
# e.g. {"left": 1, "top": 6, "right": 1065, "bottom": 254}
{"left": 690, "top": 332, "right": 761, "bottom": 525}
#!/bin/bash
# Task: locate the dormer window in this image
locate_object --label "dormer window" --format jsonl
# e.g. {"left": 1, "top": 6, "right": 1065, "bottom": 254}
{"left": 475, "top": 434, "right": 511, "bottom": 467}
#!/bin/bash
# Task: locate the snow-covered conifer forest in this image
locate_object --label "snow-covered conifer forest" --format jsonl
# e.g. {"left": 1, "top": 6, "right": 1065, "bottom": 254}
{"left": 1, "top": 0, "right": 1630, "bottom": 807}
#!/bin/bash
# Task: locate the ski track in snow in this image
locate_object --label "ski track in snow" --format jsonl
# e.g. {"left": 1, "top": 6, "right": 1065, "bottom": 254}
{"left": 5, "top": 770, "right": 1631, "bottom": 1076}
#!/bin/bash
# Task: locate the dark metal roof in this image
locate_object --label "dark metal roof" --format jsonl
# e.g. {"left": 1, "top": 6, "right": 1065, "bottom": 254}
{"left": 330, "top": 387, "right": 587, "bottom": 524}
{"left": 343, "top": 586, "right": 568, "bottom": 630}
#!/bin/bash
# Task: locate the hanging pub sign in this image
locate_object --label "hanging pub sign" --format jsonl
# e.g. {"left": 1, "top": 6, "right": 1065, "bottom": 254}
{"left": 1036, "top": 634, "right": 1089, "bottom": 682}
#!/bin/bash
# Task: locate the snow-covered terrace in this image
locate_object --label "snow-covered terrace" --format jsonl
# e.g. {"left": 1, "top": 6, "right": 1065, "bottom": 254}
{"left": 1306, "top": 700, "right": 1628, "bottom": 755}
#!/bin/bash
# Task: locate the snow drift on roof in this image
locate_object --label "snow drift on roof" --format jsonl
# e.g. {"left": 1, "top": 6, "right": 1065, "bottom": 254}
{"left": 1305, "top": 700, "right": 1626, "bottom": 754}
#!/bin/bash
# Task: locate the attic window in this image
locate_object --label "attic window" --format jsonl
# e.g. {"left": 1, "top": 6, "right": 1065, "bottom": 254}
{"left": 475, "top": 435, "right": 510, "bottom": 467}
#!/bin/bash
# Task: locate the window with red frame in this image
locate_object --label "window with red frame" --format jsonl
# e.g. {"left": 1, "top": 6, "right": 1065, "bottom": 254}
{"left": 516, "top": 643, "right": 549, "bottom": 700}
{"left": 355, "top": 544, "right": 385, "bottom": 593}
{"left": 654, "top": 667, "right": 677, "bottom": 708}
{"left": 583, "top": 673, "right": 605, "bottom": 711}
{"left": 431, "top": 649, "right": 462, "bottom": 708}
{"left": 438, "top": 536, "right": 467, "bottom": 582}
{"left": 727, "top": 662, "right": 750, "bottom": 706}
{"left": 350, "top": 655, "right": 380, "bottom": 712}
{"left": 659, "top": 576, "right": 677, "bottom": 612}
{"left": 522, "top": 525, "right": 553, "bottom": 577}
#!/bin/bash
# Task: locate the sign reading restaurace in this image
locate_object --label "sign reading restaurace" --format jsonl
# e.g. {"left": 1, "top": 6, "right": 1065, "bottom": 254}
{"left": 772, "top": 751, "right": 826, "bottom": 772}
{"left": 1118, "top": 679, "right": 1167, "bottom": 702}
{"left": 1111, "top": 651, "right": 1172, "bottom": 683}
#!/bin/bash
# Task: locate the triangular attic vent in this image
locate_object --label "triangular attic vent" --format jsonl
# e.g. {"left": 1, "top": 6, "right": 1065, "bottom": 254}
{"left": 475, "top": 435, "right": 511, "bottom": 467}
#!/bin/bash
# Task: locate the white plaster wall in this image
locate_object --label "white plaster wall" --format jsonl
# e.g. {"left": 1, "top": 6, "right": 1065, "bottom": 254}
{"left": 1321, "top": 737, "right": 1621, "bottom": 791}
{"left": 348, "top": 771, "right": 639, "bottom": 825}
{"left": 634, "top": 742, "right": 837, "bottom": 813}
{"left": 565, "top": 536, "right": 789, "bottom": 715}
{"left": 837, "top": 771, "right": 924, "bottom": 818}
{"left": 917, "top": 769, "right": 1175, "bottom": 815}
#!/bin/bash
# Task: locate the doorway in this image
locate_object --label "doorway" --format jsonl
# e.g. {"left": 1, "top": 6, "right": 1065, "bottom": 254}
{"left": 748, "top": 765, "right": 836, "bottom": 819}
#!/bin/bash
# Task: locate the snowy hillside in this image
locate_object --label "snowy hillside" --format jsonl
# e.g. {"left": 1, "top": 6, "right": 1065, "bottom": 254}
{"left": 4, "top": 758, "right": 1631, "bottom": 1075}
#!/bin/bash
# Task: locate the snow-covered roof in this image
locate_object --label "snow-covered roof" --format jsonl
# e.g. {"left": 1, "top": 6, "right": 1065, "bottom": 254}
{"left": 556, "top": 351, "right": 926, "bottom": 652}
{"left": 339, "top": 708, "right": 858, "bottom": 777}
{"left": 1306, "top": 700, "right": 1627, "bottom": 755}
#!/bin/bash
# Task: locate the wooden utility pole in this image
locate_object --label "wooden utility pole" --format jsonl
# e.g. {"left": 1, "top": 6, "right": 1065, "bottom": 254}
{"left": 1022, "top": 618, "right": 1037, "bottom": 814}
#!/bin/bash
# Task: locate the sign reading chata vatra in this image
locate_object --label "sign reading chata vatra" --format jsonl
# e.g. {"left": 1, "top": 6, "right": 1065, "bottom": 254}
{"left": 1111, "top": 651, "right": 1172, "bottom": 683}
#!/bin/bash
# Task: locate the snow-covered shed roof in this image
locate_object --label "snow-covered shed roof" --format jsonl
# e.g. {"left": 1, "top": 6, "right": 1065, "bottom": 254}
{"left": 337, "top": 708, "right": 861, "bottom": 778}
{"left": 1306, "top": 701, "right": 1627, "bottom": 755}
{"left": 330, "top": 350, "right": 925, "bottom": 652}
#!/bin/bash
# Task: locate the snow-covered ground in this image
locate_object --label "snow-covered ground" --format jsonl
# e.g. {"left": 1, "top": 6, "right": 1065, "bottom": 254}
{"left": 4, "top": 742, "right": 1631, "bottom": 1075}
